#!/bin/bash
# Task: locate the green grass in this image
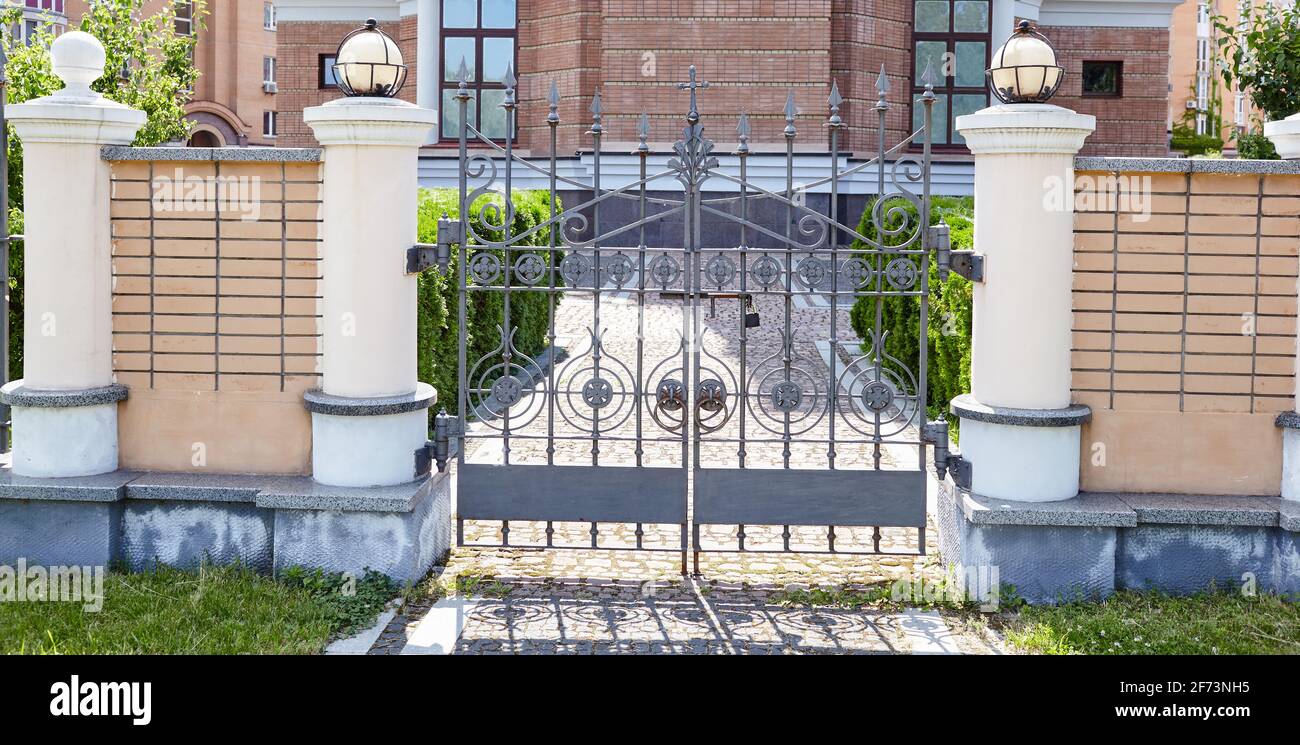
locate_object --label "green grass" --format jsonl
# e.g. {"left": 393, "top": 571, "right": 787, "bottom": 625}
{"left": 0, "top": 563, "right": 397, "bottom": 655}
{"left": 1003, "top": 590, "right": 1300, "bottom": 655}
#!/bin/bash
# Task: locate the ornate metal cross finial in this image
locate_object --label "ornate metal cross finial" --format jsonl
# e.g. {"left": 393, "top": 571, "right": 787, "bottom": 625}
{"left": 547, "top": 79, "right": 560, "bottom": 124}
{"left": 875, "top": 64, "right": 891, "bottom": 111}
{"left": 678, "top": 65, "right": 710, "bottom": 124}
{"left": 827, "top": 80, "right": 843, "bottom": 129}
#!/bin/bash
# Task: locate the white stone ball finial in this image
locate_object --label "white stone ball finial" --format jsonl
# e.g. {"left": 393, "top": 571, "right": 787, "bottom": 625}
{"left": 51, "top": 30, "right": 107, "bottom": 100}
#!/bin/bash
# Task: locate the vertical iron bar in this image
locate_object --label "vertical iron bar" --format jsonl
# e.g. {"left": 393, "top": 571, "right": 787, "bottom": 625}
{"left": 456, "top": 68, "right": 471, "bottom": 471}
{"left": 827, "top": 81, "right": 842, "bottom": 471}
{"left": 737, "top": 113, "right": 750, "bottom": 470}
{"left": 500, "top": 66, "right": 516, "bottom": 466}
{"left": 635, "top": 113, "right": 649, "bottom": 468}
{"left": 872, "top": 68, "right": 888, "bottom": 470}
{"left": 782, "top": 91, "right": 796, "bottom": 470}
{"left": 589, "top": 90, "right": 603, "bottom": 466}
{"left": 919, "top": 70, "right": 935, "bottom": 472}
{"left": 546, "top": 81, "right": 560, "bottom": 465}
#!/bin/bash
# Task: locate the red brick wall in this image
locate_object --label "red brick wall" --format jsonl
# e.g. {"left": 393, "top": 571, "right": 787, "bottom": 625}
{"left": 1038, "top": 24, "right": 1171, "bottom": 157}
{"left": 832, "top": 0, "right": 912, "bottom": 153}
{"left": 277, "top": 21, "right": 352, "bottom": 147}
{"left": 274, "top": 9, "right": 1175, "bottom": 157}
{"left": 518, "top": 0, "right": 604, "bottom": 154}
{"left": 277, "top": 19, "right": 419, "bottom": 148}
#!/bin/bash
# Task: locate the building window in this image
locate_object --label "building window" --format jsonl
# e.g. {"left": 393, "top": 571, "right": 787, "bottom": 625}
{"left": 911, "top": 0, "right": 991, "bottom": 147}
{"left": 263, "top": 56, "right": 277, "bottom": 93}
{"left": 174, "top": 1, "right": 194, "bottom": 36}
{"left": 263, "top": 111, "right": 278, "bottom": 138}
{"left": 263, "top": 2, "right": 276, "bottom": 31}
{"left": 10, "top": 0, "right": 68, "bottom": 46}
{"left": 1081, "top": 61, "right": 1122, "bottom": 97}
{"left": 319, "top": 54, "right": 339, "bottom": 89}
{"left": 440, "top": 0, "right": 518, "bottom": 142}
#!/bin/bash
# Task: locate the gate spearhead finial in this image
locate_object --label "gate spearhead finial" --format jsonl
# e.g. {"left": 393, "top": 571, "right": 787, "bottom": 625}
{"left": 783, "top": 90, "right": 798, "bottom": 138}
{"left": 637, "top": 112, "right": 650, "bottom": 154}
{"left": 589, "top": 88, "right": 603, "bottom": 135}
{"left": 502, "top": 62, "right": 517, "bottom": 108}
{"left": 920, "top": 59, "right": 937, "bottom": 101}
{"left": 827, "top": 80, "right": 843, "bottom": 129}
{"left": 736, "top": 112, "right": 751, "bottom": 155}
{"left": 547, "top": 80, "right": 560, "bottom": 124}
{"left": 875, "top": 64, "right": 891, "bottom": 112}
{"left": 455, "top": 57, "right": 471, "bottom": 101}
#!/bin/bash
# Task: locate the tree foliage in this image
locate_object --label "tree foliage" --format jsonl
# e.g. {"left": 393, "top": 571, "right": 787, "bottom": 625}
{"left": 2, "top": 0, "right": 205, "bottom": 379}
{"left": 1215, "top": 3, "right": 1300, "bottom": 123}
{"left": 849, "top": 197, "right": 973, "bottom": 435}
{"left": 416, "top": 188, "right": 563, "bottom": 420}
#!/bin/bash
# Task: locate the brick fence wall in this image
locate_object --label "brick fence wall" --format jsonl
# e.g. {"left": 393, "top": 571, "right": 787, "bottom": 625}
{"left": 109, "top": 157, "right": 324, "bottom": 474}
{"left": 1072, "top": 161, "right": 1300, "bottom": 496}
{"left": 1040, "top": 25, "right": 1171, "bottom": 158}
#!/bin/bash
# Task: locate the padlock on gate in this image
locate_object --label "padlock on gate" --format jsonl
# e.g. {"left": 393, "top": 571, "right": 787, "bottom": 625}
{"left": 744, "top": 296, "right": 761, "bottom": 329}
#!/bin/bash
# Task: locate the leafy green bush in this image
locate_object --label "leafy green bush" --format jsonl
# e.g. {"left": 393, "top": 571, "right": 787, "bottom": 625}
{"left": 1216, "top": 3, "right": 1300, "bottom": 123}
{"left": 416, "top": 188, "right": 562, "bottom": 418}
{"left": 1170, "top": 125, "right": 1224, "bottom": 157}
{"left": 277, "top": 566, "right": 397, "bottom": 637}
{"left": 1237, "top": 129, "right": 1280, "bottom": 160}
{"left": 849, "top": 196, "right": 973, "bottom": 434}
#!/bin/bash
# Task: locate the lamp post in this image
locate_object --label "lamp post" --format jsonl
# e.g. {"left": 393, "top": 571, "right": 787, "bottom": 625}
{"left": 987, "top": 21, "right": 1065, "bottom": 104}
{"left": 302, "top": 20, "right": 437, "bottom": 488}
{"left": 951, "top": 23, "right": 1096, "bottom": 503}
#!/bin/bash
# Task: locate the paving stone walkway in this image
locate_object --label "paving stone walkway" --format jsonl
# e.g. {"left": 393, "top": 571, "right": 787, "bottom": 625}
{"left": 358, "top": 281, "right": 1007, "bottom": 655}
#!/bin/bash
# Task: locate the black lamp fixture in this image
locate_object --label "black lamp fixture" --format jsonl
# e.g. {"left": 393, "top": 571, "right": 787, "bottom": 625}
{"left": 987, "top": 21, "right": 1064, "bottom": 104}
{"left": 332, "top": 18, "right": 408, "bottom": 98}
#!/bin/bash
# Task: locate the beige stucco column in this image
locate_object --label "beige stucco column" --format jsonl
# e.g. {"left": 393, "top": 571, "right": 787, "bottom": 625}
{"left": 952, "top": 103, "right": 1095, "bottom": 502}
{"left": 302, "top": 97, "right": 437, "bottom": 487}
{"left": 1, "top": 31, "right": 145, "bottom": 477}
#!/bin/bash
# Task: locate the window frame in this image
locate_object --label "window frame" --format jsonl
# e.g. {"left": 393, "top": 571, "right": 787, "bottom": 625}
{"left": 174, "top": 0, "right": 194, "bottom": 36}
{"left": 909, "top": 0, "right": 992, "bottom": 151}
{"left": 263, "top": 110, "right": 278, "bottom": 139}
{"left": 263, "top": 56, "right": 277, "bottom": 86}
{"left": 1080, "top": 60, "right": 1123, "bottom": 98}
{"left": 264, "top": 2, "right": 277, "bottom": 31}
{"left": 438, "top": 0, "right": 519, "bottom": 145}
{"left": 319, "top": 54, "right": 339, "bottom": 90}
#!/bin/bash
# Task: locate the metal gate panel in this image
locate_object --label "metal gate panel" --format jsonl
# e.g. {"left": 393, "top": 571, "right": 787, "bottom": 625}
{"left": 443, "top": 61, "right": 940, "bottom": 569}
{"left": 458, "top": 464, "right": 688, "bottom": 524}
{"left": 693, "top": 469, "right": 926, "bottom": 527}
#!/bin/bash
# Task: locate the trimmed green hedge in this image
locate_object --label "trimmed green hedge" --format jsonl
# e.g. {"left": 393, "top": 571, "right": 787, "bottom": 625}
{"left": 416, "top": 188, "right": 561, "bottom": 418}
{"left": 849, "top": 196, "right": 973, "bottom": 434}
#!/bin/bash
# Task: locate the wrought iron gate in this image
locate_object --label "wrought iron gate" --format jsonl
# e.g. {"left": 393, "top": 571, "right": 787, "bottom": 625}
{"left": 437, "top": 63, "right": 939, "bottom": 574}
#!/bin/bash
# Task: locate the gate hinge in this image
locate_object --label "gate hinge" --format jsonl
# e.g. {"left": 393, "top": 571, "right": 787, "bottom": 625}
{"left": 421, "top": 409, "right": 464, "bottom": 474}
{"left": 406, "top": 217, "right": 461, "bottom": 274}
{"left": 931, "top": 221, "right": 984, "bottom": 283}
{"left": 921, "top": 420, "right": 973, "bottom": 491}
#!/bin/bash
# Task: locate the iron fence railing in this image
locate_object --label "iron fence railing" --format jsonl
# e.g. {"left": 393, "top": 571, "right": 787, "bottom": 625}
{"left": 1, "top": 37, "right": 11, "bottom": 455}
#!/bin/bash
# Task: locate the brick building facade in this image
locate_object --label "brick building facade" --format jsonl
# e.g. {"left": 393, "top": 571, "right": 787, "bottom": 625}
{"left": 13, "top": 0, "right": 279, "bottom": 147}
{"left": 276, "top": 0, "right": 1186, "bottom": 191}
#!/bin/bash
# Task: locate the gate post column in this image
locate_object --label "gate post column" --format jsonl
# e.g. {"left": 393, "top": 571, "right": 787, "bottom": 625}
{"left": 303, "top": 97, "right": 437, "bottom": 487}
{"left": 954, "top": 104, "right": 1095, "bottom": 502}
{"left": 2, "top": 31, "right": 145, "bottom": 477}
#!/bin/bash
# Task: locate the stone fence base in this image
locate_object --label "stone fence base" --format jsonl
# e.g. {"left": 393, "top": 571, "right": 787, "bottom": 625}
{"left": 937, "top": 478, "right": 1300, "bottom": 604}
{"left": 0, "top": 468, "right": 451, "bottom": 584}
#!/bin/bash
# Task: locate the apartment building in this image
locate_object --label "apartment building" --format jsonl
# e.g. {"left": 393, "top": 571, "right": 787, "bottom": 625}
{"left": 8, "top": 0, "right": 279, "bottom": 147}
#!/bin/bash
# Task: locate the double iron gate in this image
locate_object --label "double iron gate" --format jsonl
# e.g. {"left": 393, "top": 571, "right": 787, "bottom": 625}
{"left": 433, "top": 64, "right": 942, "bottom": 574}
